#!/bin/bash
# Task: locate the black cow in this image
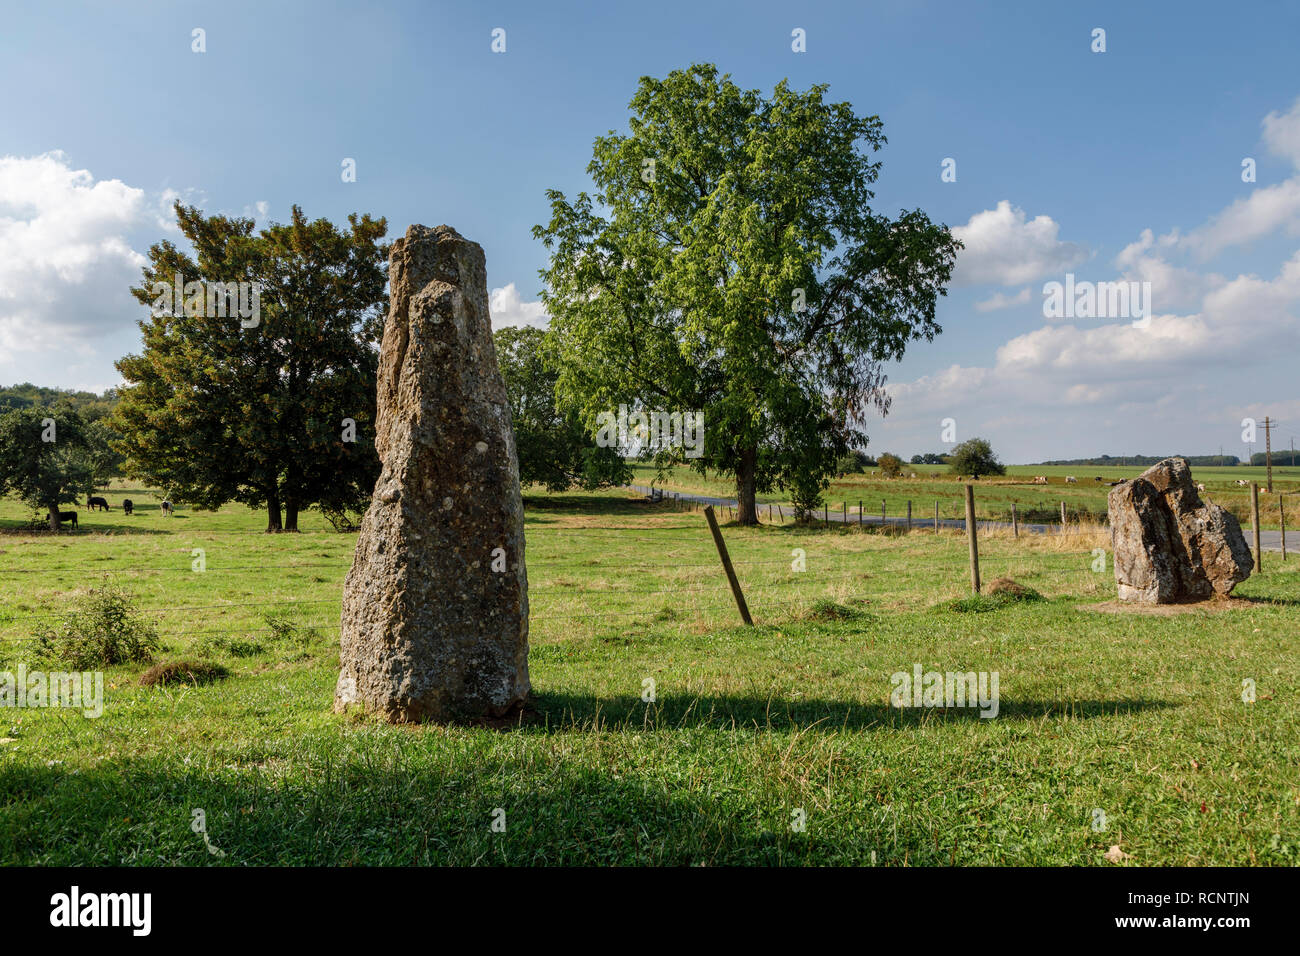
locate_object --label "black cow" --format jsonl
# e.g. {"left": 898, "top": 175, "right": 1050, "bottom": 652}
{"left": 122, "top": 499, "right": 134, "bottom": 515}
{"left": 49, "top": 511, "right": 78, "bottom": 529}
{"left": 87, "top": 496, "right": 109, "bottom": 511}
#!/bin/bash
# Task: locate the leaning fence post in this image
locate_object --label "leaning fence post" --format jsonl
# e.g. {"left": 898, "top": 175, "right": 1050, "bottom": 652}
{"left": 703, "top": 505, "right": 753, "bottom": 626}
{"left": 1251, "top": 483, "right": 1262, "bottom": 573}
{"left": 1281, "top": 494, "right": 1287, "bottom": 561}
{"left": 965, "top": 484, "right": 981, "bottom": 594}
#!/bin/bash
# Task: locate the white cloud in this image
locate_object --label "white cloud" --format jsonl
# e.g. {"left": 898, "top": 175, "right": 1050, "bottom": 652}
{"left": 974, "top": 287, "right": 1030, "bottom": 312}
{"left": 0, "top": 151, "right": 149, "bottom": 353}
{"left": 1262, "top": 97, "right": 1300, "bottom": 167}
{"left": 489, "top": 282, "right": 548, "bottom": 329}
{"left": 950, "top": 201, "right": 1088, "bottom": 286}
{"left": 1177, "top": 178, "right": 1300, "bottom": 259}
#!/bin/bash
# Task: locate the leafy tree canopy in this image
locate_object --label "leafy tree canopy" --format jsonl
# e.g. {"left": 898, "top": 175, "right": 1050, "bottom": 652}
{"left": 534, "top": 64, "right": 960, "bottom": 524}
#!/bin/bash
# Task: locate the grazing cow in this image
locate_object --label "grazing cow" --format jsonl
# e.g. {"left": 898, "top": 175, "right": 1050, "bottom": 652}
{"left": 123, "top": 499, "right": 133, "bottom": 515}
{"left": 1233, "top": 479, "right": 1249, "bottom": 486}
{"left": 1065, "top": 475, "right": 1078, "bottom": 483}
{"left": 1094, "top": 476, "right": 1105, "bottom": 482}
{"left": 49, "top": 511, "right": 78, "bottom": 529}
{"left": 160, "top": 499, "right": 174, "bottom": 517}
{"left": 1196, "top": 482, "right": 1206, "bottom": 492}
{"left": 87, "top": 496, "right": 109, "bottom": 511}
{"left": 1033, "top": 476, "right": 1048, "bottom": 484}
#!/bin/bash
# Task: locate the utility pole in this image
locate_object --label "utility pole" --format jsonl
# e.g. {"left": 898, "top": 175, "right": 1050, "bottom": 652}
{"left": 1264, "top": 416, "right": 1273, "bottom": 493}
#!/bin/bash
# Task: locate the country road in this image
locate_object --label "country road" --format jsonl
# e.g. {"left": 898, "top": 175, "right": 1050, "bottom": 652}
{"left": 628, "top": 485, "right": 1293, "bottom": 553}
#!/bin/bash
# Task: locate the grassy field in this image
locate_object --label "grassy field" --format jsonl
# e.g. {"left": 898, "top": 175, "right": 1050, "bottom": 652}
{"left": 0, "top": 482, "right": 1297, "bottom": 865}
{"left": 633, "top": 462, "right": 1300, "bottom": 529}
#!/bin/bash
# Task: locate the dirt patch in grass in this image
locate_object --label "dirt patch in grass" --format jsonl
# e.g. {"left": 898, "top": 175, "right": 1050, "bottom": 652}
{"left": 140, "top": 660, "right": 231, "bottom": 687}
{"left": 1081, "top": 596, "right": 1253, "bottom": 616}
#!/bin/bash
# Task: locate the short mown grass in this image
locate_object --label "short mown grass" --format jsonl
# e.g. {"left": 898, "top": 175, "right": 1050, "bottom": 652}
{"left": 0, "top": 483, "right": 1296, "bottom": 865}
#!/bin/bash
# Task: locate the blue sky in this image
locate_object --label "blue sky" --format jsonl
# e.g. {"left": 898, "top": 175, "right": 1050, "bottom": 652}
{"left": 3, "top": 0, "right": 1299, "bottom": 462}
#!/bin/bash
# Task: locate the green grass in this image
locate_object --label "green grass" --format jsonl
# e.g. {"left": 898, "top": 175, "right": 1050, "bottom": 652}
{"left": 0, "top": 483, "right": 1297, "bottom": 865}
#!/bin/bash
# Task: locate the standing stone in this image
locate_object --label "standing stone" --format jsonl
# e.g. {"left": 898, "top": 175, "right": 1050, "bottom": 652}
{"left": 335, "top": 225, "right": 528, "bottom": 722}
{"left": 1108, "top": 457, "right": 1252, "bottom": 603}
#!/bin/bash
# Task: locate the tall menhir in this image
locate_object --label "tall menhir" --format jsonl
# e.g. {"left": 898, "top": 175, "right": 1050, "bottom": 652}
{"left": 335, "top": 224, "right": 529, "bottom": 722}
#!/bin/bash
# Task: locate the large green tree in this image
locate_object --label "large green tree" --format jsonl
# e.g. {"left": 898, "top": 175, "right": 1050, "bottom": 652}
{"left": 114, "top": 204, "right": 388, "bottom": 531}
{"left": 0, "top": 408, "right": 92, "bottom": 529}
{"left": 534, "top": 64, "right": 960, "bottom": 524}
{"left": 494, "top": 326, "right": 631, "bottom": 491}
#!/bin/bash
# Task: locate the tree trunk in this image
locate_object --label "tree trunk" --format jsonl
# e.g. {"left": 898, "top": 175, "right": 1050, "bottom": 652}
{"left": 735, "top": 445, "right": 759, "bottom": 526}
{"left": 266, "top": 488, "right": 283, "bottom": 533}
{"left": 284, "top": 499, "right": 300, "bottom": 533}
{"left": 47, "top": 503, "right": 60, "bottom": 531}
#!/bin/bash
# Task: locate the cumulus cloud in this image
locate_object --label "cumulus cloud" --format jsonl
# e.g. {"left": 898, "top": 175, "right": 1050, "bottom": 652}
{"left": 0, "top": 151, "right": 150, "bottom": 353}
{"left": 489, "top": 282, "right": 548, "bottom": 329}
{"left": 1262, "top": 97, "right": 1300, "bottom": 167}
{"left": 950, "top": 201, "right": 1088, "bottom": 286}
{"left": 974, "top": 287, "right": 1030, "bottom": 312}
{"left": 1177, "top": 179, "right": 1300, "bottom": 259}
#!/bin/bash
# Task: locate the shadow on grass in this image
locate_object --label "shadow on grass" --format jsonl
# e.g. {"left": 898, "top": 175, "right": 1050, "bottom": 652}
{"left": 0, "top": 519, "right": 170, "bottom": 536}
{"left": 0, "top": 757, "right": 860, "bottom": 866}
{"left": 527, "top": 691, "right": 1176, "bottom": 730}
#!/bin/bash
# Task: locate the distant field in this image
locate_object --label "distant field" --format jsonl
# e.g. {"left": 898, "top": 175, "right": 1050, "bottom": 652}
{"left": 632, "top": 463, "right": 1300, "bottom": 530}
{"left": 1, "top": 482, "right": 1296, "bottom": 865}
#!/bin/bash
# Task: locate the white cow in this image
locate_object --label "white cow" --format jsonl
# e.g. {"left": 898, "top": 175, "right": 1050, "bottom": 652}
{"left": 1065, "top": 475, "right": 1078, "bottom": 483}
{"left": 1234, "top": 479, "right": 1250, "bottom": 486}
{"left": 1196, "top": 482, "right": 1206, "bottom": 492}
{"left": 1033, "top": 476, "right": 1048, "bottom": 484}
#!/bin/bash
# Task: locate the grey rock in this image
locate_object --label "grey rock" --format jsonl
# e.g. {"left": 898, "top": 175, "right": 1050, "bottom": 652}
{"left": 335, "top": 224, "right": 529, "bottom": 722}
{"left": 1108, "top": 457, "right": 1252, "bottom": 603}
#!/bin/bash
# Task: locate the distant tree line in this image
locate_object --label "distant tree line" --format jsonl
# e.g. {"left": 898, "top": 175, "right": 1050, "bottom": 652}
{"left": 0, "top": 385, "right": 125, "bottom": 529}
{"left": 1040, "top": 454, "right": 1243, "bottom": 467}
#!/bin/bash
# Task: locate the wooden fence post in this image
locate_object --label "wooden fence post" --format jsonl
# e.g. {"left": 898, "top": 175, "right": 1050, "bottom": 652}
{"left": 1060, "top": 500, "right": 1067, "bottom": 532}
{"left": 965, "top": 484, "right": 980, "bottom": 594}
{"left": 1251, "top": 483, "right": 1262, "bottom": 573}
{"left": 934, "top": 500, "right": 939, "bottom": 533}
{"left": 824, "top": 503, "right": 829, "bottom": 527}
{"left": 703, "top": 505, "right": 753, "bottom": 625}
{"left": 858, "top": 500, "right": 863, "bottom": 528}
{"left": 1281, "top": 494, "right": 1287, "bottom": 561}
{"left": 906, "top": 500, "right": 912, "bottom": 533}
{"left": 881, "top": 499, "right": 886, "bottom": 526}
{"left": 842, "top": 500, "right": 847, "bottom": 525}
{"left": 1012, "top": 502, "right": 1018, "bottom": 538}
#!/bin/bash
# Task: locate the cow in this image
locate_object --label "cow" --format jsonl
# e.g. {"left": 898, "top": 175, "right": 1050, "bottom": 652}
{"left": 1065, "top": 475, "right": 1078, "bottom": 483}
{"left": 1094, "top": 476, "right": 1105, "bottom": 482}
{"left": 49, "top": 511, "right": 78, "bottom": 529}
{"left": 1033, "top": 476, "right": 1048, "bottom": 484}
{"left": 87, "top": 496, "right": 109, "bottom": 511}
{"left": 1234, "top": 479, "right": 1250, "bottom": 486}
{"left": 160, "top": 499, "right": 174, "bottom": 517}
{"left": 1196, "top": 482, "right": 1206, "bottom": 492}
{"left": 123, "top": 499, "right": 133, "bottom": 515}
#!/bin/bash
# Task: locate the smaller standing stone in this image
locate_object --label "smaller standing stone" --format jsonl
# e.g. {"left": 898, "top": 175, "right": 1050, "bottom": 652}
{"left": 1108, "top": 457, "right": 1252, "bottom": 603}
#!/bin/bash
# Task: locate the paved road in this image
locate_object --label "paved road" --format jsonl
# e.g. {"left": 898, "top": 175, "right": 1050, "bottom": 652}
{"left": 628, "top": 485, "right": 1294, "bottom": 552}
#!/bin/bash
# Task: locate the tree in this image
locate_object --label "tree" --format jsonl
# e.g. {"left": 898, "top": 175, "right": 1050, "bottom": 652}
{"left": 534, "top": 64, "right": 960, "bottom": 525}
{"left": 0, "top": 408, "right": 92, "bottom": 529}
{"left": 494, "top": 326, "right": 631, "bottom": 491}
{"left": 836, "top": 450, "right": 868, "bottom": 474}
{"left": 948, "top": 438, "right": 1005, "bottom": 477}
{"left": 113, "top": 203, "right": 388, "bottom": 531}
{"left": 877, "top": 453, "right": 904, "bottom": 478}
